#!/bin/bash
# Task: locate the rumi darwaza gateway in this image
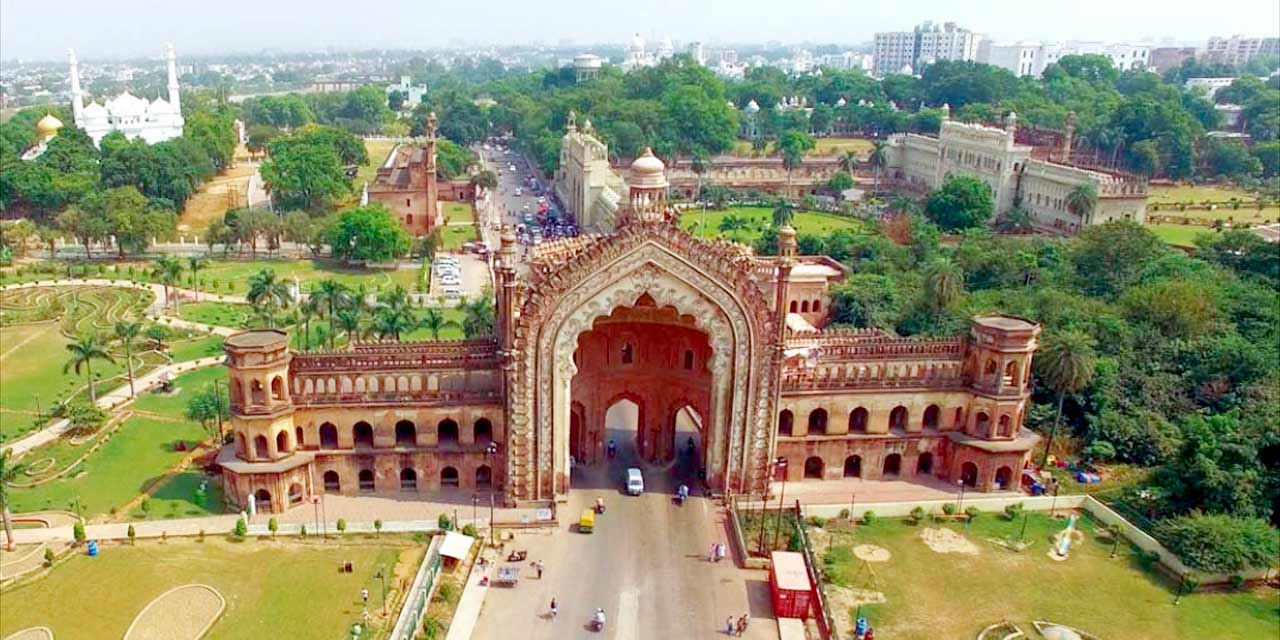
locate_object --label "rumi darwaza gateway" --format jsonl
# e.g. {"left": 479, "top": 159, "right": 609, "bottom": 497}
{"left": 219, "top": 129, "right": 1043, "bottom": 514}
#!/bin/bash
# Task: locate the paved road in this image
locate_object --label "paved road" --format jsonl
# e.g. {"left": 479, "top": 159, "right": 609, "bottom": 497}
{"left": 470, "top": 428, "right": 771, "bottom": 640}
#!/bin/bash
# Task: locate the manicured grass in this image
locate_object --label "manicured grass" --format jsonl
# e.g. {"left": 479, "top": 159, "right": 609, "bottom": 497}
{"left": 1148, "top": 184, "right": 1279, "bottom": 224}
{"left": 1149, "top": 224, "right": 1211, "bottom": 248}
{"left": 681, "top": 206, "right": 864, "bottom": 244}
{"left": 170, "top": 334, "right": 226, "bottom": 362}
{"left": 728, "top": 137, "right": 874, "bottom": 158}
{"left": 7, "top": 415, "right": 212, "bottom": 518}
{"left": 197, "top": 259, "right": 419, "bottom": 296}
{"left": 1149, "top": 184, "right": 1259, "bottom": 204}
{"left": 443, "top": 201, "right": 475, "bottom": 223}
{"left": 130, "top": 366, "right": 226, "bottom": 418}
{"left": 401, "top": 307, "right": 468, "bottom": 341}
{"left": 440, "top": 225, "right": 478, "bottom": 251}
{"left": 351, "top": 139, "right": 399, "bottom": 197}
{"left": 820, "top": 512, "right": 1278, "bottom": 639}
{"left": 178, "top": 301, "right": 252, "bottom": 329}
{"left": 0, "top": 537, "right": 420, "bottom": 640}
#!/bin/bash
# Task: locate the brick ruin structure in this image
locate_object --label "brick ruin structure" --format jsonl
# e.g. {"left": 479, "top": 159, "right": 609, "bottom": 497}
{"left": 220, "top": 148, "right": 1041, "bottom": 513}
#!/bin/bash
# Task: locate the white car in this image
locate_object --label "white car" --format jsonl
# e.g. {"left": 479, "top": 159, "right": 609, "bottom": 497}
{"left": 515, "top": 188, "right": 522, "bottom": 196}
{"left": 626, "top": 468, "right": 644, "bottom": 496}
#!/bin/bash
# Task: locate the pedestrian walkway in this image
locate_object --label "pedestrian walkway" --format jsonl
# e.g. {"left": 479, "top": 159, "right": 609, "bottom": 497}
{"left": 2, "top": 355, "right": 225, "bottom": 457}
{"left": 444, "top": 547, "right": 494, "bottom": 640}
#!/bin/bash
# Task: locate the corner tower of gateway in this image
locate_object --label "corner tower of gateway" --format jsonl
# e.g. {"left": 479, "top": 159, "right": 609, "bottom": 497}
{"left": 219, "top": 120, "right": 1044, "bottom": 513}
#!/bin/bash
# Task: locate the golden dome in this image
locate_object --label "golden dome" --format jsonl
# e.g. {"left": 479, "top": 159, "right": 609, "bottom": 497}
{"left": 36, "top": 113, "right": 64, "bottom": 138}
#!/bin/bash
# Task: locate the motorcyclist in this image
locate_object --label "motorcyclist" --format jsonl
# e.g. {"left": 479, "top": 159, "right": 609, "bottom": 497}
{"left": 677, "top": 484, "right": 689, "bottom": 503}
{"left": 595, "top": 496, "right": 605, "bottom": 513}
{"left": 607, "top": 439, "right": 617, "bottom": 457}
{"left": 593, "top": 608, "right": 606, "bottom": 630}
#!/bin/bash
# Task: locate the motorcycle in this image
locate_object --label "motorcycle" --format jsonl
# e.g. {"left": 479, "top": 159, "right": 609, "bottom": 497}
{"left": 676, "top": 484, "right": 689, "bottom": 505}
{"left": 595, "top": 497, "right": 606, "bottom": 514}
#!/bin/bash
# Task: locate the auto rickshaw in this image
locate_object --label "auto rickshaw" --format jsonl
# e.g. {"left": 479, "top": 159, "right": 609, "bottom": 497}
{"left": 578, "top": 509, "right": 595, "bottom": 533}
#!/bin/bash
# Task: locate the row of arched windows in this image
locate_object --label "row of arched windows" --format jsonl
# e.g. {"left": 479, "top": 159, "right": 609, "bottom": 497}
{"left": 788, "top": 299, "right": 823, "bottom": 314}
{"left": 791, "top": 452, "right": 935, "bottom": 480}
{"left": 982, "top": 359, "right": 1025, "bottom": 388}
{"left": 316, "top": 418, "right": 493, "bottom": 450}
{"left": 321, "top": 466, "right": 491, "bottom": 493}
{"left": 230, "top": 376, "right": 286, "bottom": 406}
{"left": 778, "top": 405, "right": 947, "bottom": 436}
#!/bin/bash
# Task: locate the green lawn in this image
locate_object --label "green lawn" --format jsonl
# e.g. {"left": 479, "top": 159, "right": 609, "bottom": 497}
{"left": 1149, "top": 224, "right": 1212, "bottom": 248}
{"left": 1148, "top": 184, "right": 1279, "bottom": 224}
{"left": 729, "top": 137, "right": 874, "bottom": 158}
{"left": 443, "top": 201, "right": 475, "bottom": 224}
{"left": 0, "top": 537, "right": 419, "bottom": 640}
{"left": 178, "top": 301, "right": 252, "bottom": 329}
{"left": 350, "top": 139, "right": 399, "bottom": 198}
{"left": 440, "top": 225, "right": 478, "bottom": 251}
{"left": 819, "top": 512, "right": 1278, "bottom": 640}
{"left": 7, "top": 413, "right": 213, "bottom": 518}
{"left": 401, "top": 307, "right": 468, "bottom": 341}
{"left": 170, "top": 334, "right": 226, "bottom": 362}
{"left": 681, "top": 206, "right": 864, "bottom": 244}
{"left": 197, "top": 259, "right": 420, "bottom": 296}
{"left": 130, "top": 365, "right": 226, "bottom": 418}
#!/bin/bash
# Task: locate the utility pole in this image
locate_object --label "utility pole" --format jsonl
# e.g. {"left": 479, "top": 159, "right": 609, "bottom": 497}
{"left": 771, "top": 458, "right": 788, "bottom": 552}
{"left": 487, "top": 441, "right": 498, "bottom": 547}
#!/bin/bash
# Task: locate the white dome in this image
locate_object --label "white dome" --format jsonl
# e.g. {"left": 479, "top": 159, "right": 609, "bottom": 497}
{"left": 106, "top": 91, "right": 148, "bottom": 117}
{"left": 630, "top": 32, "right": 645, "bottom": 52}
{"left": 82, "top": 102, "right": 109, "bottom": 122}
{"left": 746, "top": 100, "right": 760, "bottom": 113}
{"left": 147, "top": 97, "right": 177, "bottom": 114}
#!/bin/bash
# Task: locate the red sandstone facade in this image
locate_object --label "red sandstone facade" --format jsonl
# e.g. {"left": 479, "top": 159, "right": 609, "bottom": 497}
{"left": 220, "top": 149, "right": 1041, "bottom": 513}
{"left": 366, "top": 113, "right": 442, "bottom": 237}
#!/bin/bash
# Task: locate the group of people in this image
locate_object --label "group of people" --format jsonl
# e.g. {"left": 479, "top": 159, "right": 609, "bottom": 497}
{"left": 725, "top": 614, "right": 750, "bottom": 636}
{"left": 707, "top": 542, "right": 727, "bottom": 562}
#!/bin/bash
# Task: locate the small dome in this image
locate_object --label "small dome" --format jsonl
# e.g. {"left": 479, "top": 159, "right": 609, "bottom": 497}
{"left": 106, "top": 91, "right": 148, "bottom": 116}
{"left": 628, "top": 147, "right": 668, "bottom": 189}
{"left": 82, "top": 102, "right": 109, "bottom": 121}
{"left": 36, "top": 113, "right": 64, "bottom": 137}
{"left": 147, "top": 97, "right": 176, "bottom": 114}
{"left": 746, "top": 100, "right": 760, "bottom": 113}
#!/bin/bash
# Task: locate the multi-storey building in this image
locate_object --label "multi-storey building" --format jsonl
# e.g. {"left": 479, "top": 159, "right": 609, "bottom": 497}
{"left": 874, "top": 21, "right": 981, "bottom": 76}
{"left": 884, "top": 109, "right": 1149, "bottom": 234}
{"left": 1202, "top": 35, "right": 1280, "bottom": 66}
{"left": 980, "top": 40, "right": 1151, "bottom": 78}
{"left": 553, "top": 111, "right": 625, "bottom": 232}
{"left": 364, "top": 112, "right": 442, "bottom": 237}
{"left": 219, "top": 133, "right": 1045, "bottom": 513}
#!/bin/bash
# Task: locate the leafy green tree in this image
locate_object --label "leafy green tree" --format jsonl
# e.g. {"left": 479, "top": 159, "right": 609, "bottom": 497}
{"left": 152, "top": 255, "right": 184, "bottom": 311}
{"left": 327, "top": 205, "right": 411, "bottom": 264}
{"left": 310, "top": 279, "right": 352, "bottom": 349}
{"left": 1193, "top": 229, "right": 1280, "bottom": 286}
{"left": 246, "top": 269, "right": 293, "bottom": 326}
{"left": 1036, "top": 330, "right": 1097, "bottom": 465}
{"left": 419, "top": 307, "right": 458, "bottom": 340}
{"left": 64, "top": 334, "right": 114, "bottom": 403}
{"left": 185, "top": 384, "right": 230, "bottom": 440}
{"left": 260, "top": 130, "right": 349, "bottom": 211}
{"left": 232, "top": 208, "right": 281, "bottom": 259}
{"left": 829, "top": 274, "right": 904, "bottom": 329}
{"left": 778, "top": 131, "right": 816, "bottom": 195}
{"left": 1071, "top": 221, "right": 1166, "bottom": 297}
{"left": 461, "top": 294, "right": 496, "bottom": 338}
{"left": 924, "top": 176, "right": 994, "bottom": 231}
{"left": 66, "top": 399, "right": 107, "bottom": 435}
{"left": 1153, "top": 513, "right": 1278, "bottom": 573}
{"left": 371, "top": 285, "right": 417, "bottom": 340}
{"left": 55, "top": 206, "right": 110, "bottom": 259}
{"left": 145, "top": 324, "right": 169, "bottom": 352}
{"left": 772, "top": 201, "right": 795, "bottom": 228}
{"left": 923, "top": 259, "right": 965, "bottom": 313}
{"left": 0, "top": 451, "right": 22, "bottom": 551}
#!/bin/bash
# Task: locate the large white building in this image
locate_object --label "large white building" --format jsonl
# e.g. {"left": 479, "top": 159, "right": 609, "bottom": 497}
{"left": 883, "top": 109, "right": 1149, "bottom": 234}
{"left": 70, "top": 45, "right": 184, "bottom": 147}
{"left": 874, "top": 21, "right": 982, "bottom": 76}
{"left": 554, "top": 111, "right": 625, "bottom": 232}
{"left": 979, "top": 41, "right": 1151, "bottom": 78}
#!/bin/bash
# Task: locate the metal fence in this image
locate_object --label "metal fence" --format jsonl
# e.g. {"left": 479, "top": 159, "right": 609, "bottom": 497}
{"left": 795, "top": 501, "right": 838, "bottom": 640}
{"left": 389, "top": 535, "right": 444, "bottom": 640}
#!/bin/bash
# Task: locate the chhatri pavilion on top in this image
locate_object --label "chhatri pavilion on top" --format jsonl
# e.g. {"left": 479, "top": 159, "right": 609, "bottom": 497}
{"left": 218, "top": 137, "right": 1041, "bottom": 513}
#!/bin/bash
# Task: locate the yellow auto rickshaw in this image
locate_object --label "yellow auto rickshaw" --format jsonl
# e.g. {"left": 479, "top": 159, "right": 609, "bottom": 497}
{"left": 578, "top": 509, "right": 595, "bottom": 533}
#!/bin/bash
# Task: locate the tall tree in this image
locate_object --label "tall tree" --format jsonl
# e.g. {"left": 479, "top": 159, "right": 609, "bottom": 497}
{"left": 1035, "top": 330, "right": 1097, "bottom": 466}
{"left": 0, "top": 451, "right": 22, "bottom": 551}
{"left": 187, "top": 256, "right": 208, "bottom": 302}
{"left": 868, "top": 140, "right": 888, "bottom": 194}
{"left": 246, "top": 269, "right": 293, "bottom": 326}
{"left": 924, "top": 176, "right": 994, "bottom": 231}
{"left": 113, "top": 321, "right": 142, "bottom": 397}
{"left": 152, "top": 256, "right": 184, "bottom": 312}
{"left": 310, "top": 279, "right": 352, "bottom": 349}
{"left": 923, "top": 259, "right": 965, "bottom": 313}
{"left": 418, "top": 307, "right": 458, "bottom": 340}
{"left": 772, "top": 201, "right": 795, "bottom": 228}
{"left": 326, "top": 205, "right": 412, "bottom": 264}
{"left": 1065, "top": 183, "right": 1099, "bottom": 225}
{"left": 64, "top": 333, "right": 114, "bottom": 403}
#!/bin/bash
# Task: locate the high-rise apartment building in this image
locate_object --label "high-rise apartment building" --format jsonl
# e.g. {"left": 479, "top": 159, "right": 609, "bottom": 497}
{"left": 873, "top": 21, "right": 981, "bottom": 76}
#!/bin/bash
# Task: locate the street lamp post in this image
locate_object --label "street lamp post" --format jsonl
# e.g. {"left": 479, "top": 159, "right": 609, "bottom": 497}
{"left": 311, "top": 496, "right": 320, "bottom": 538}
{"left": 771, "top": 458, "right": 789, "bottom": 553}
{"left": 472, "top": 494, "right": 479, "bottom": 530}
{"left": 375, "top": 566, "right": 388, "bottom": 615}
{"left": 957, "top": 479, "right": 967, "bottom": 519}
{"left": 486, "top": 441, "right": 498, "bottom": 548}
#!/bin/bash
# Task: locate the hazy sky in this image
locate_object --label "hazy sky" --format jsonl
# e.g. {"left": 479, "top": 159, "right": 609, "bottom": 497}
{"left": 3, "top": 0, "right": 1278, "bottom": 61}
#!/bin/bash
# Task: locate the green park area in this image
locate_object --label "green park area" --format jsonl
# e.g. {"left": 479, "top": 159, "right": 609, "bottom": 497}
{"left": 178, "top": 301, "right": 252, "bottom": 329}
{"left": 402, "top": 307, "right": 468, "bottom": 341}
{"left": 731, "top": 136, "right": 874, "bottom": 159}
{"left": 439, "top": 224, "right": 478, "bottom": 251}
{"left": 170, "top": 334, "right": 226, "bottom": 362}
{"left": 1149, "top": 223, "right": 1212, "bottom": 248}
{"left": 443, "top": 201, "right": 475, "bottom": 224}
{"left": 1148, "top": 184, "right": 1279, "bottom": 224}
{"left": 348, "top": 138, "right": 399, "bottom": 202}
{"left": 0, "top": 537, "right": 421, "bottom": 640}
{"left": 197, "top": 259, "right": 420, "bottom": 296}
{"left": 812, "top": 512, "right": 1277, "bottom": 640}
{"left": 6, "top": 365, "right": 227, "bottom": 519}
{"left": 680, "top": 205, "right": 864, "bottom": 244}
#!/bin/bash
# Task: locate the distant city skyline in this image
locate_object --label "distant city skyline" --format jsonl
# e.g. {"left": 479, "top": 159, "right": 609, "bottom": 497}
{"left": 2, "top": 0, "right": 1278, "bottom": 62}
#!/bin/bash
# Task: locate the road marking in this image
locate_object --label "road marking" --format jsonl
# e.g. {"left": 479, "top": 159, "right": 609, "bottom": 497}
{"left": 616, "top": 589, "right": 639, "bottom": 640}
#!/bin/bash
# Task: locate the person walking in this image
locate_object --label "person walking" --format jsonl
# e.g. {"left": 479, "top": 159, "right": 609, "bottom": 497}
{"left": 549, "top": 597, "right": 558, "bottom": 619}
{"left": 725, "top": 616, "right": 735, "bottom": 635}
{"left": 535, "top": 560, "right": 545, "bottom": 579}
{"left": 737, "top": 614, "right": 749, "bottom": 636}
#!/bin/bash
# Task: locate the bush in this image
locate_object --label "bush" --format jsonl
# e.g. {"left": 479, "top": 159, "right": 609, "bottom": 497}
{"left": 43, "top": 547, "right": 55, "bottom": 567}
{"left": 1230, "top": 574, "right": 1246, "bottom": 590}
{"left": 127, "top": 524, "right": 136, "bottom": 544}
{"left": 72, "top": 521, "right": 86, "bottom": 543}
{"left": 862, "top": 510, "right": 876, "bottom": 525}
{"left": 438, "top": 513, "right": 452, "bottom": 531}
{"left": 336, "top": 518, "right": 347, "bottom": 533}
{"left": 909, "top": 506, "right": 926, "bottom": 523}
{"left": 268, "top": 517, "right": 279, "bottom": 537}
{"left": 838, "top": 508, "right": 850, "bottom": 520}
{"left": 374, "top": 519, "right": 383, "bottom": 534}
{"left": 807, "top": 516, "right": 827, "bottom": 528}
{"left": 788, "top": 530, "right": 804, "bottom": 552}
{"left": 965, "top": 506, "right": 981, "bottom": 521}
{"left": 198, "top": 529, "right": 206, "bottom": 542}
{"left": 233, "top": 517, "right": 248, "bottom": 538}
{"left": 462, "top": 523, "right": 478, "bottom": 537}
{"left": 1004, "top": 502, "right": 1025, "bottom": 521}
{"left": 1153, "top": 513, "right": 1278, "bottom": 573}
{"left": 942, "top": 503, "right": 957, "bottom": 516}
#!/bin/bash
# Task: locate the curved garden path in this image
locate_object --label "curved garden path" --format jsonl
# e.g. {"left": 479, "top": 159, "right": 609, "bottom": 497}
{"left": 123, "top": 584, "right": 225, "bottom": 640}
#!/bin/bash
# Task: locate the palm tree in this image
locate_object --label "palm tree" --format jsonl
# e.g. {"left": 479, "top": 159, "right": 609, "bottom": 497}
{"left": 153, "top": 256, "right": 184, "bottom": 312}
{"left": 418, "top": 307, "right": 458, "bottom": 340}
{"left": 868, "top": 140, "right": 888, "bottom": 194}
{"left": 299, "top": 297, "right": 319, "bottom": 351}
{"left": 772, "top": 201, "right": 795, "bottom": 228}
{"left": 923, "top": 260, "right": 965, "bottom": 313}
{"left": 187, "top": 256, "right": 208, "bottom": 302}
{"left": 461, "top": 295, "right": 496, "bottom": 339}
{"left": 64, "top": 333, "right": 114, "bottom": 403}
{"left": 113, "top": 321, "right": 142, "bottom": 397}
{"left": 837, "top": 149, "right": 859, "bottom": 176}
{"left": 372, "top": 285, "right": 416, "bottom": 341}
{"left": 691, "top": 151, "right": 709, "bottom": 235}
{"left": 1036, "top": 330, "right": 1098, "bottom": 466}
{"left": 1066, "top": 183, "right": 1099, "bottom": 225}
{"left": 310, "top": 279, "right": 351, "bottom": 350}
{"left": 335, "top": 309, "right": 362, "bottom": 347}
{"left": 246, "top": 269, "right": 292, "bottom": 326}
{"left": 0, "top": 451, "right": 23, "bottom": 551}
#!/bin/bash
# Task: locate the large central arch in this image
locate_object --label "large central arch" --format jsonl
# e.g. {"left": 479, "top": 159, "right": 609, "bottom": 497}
{"left": 507, "top": 232, "right": 780, "bottom": 502}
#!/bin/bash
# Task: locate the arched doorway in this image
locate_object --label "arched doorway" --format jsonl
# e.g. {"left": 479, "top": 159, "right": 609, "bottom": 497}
{"left": 569, "top": 404, "right": 585, "bottom": 462}
{"left": 400, "top": 468, "right": 418, "bottom": 491}
{"left": 353, "top": 422, "right": 374, "bottom": 449}
{"left": 440, "top": 466, "right": 459, "bottom": 488}
{"left": 671, "top": 403, "right": 706, "bottom": 474}
{"left": 960, "top": 462, "right": 979, "bottom": 487}
{"left": 319, "top": 423, "right": 338, "bottom": 448}
{"left": 254, "top": 488, "right": 272, "bottom": 510}
{"left": 975, "top": 413, "right": 991, "bottom": 437}
{"left": 395, "top": 420, "right": 416, "bottom": 446}
{"left": 804, "top": 456, "right": 824, "bottom": 479}
{"left": 288, "top": 482, "right": 303, "bottom": 504}
{"left": 254, "top": 435, "right": 269, "bottom": 459}
{"left": 882, "top": 453, "right": 902, "bottom": 477}
{"left": 995, "top": 466, "right": 1013, "bottom": 490}
{"left": 358, "top": 469, "right": 375, "bottom": 492}
{"left": 808, "top": 409, "right": 828, "bottom": 435}
{"left": 778, "top": 410, "right": 794, "bottom": 436}
{"left": 437, "top": 419, "right": 459, "bottom": 445}
{"left": 474, "top": 418, "right": 493, "bottom": 443}
{"left": 475, "top": 465, "right": 492, "bottom": 488}
{"left": 295, "top": 426, "right": 304, "bottom": 448}
{"left": 843, "top": 455, "right": 862, "bottom": 478}
{"left": 998, "top": 415, "right": 1012, "bottom": 437}
{"left": 276, "top": 430, "right": 290, "bottom": 454}
{"left": 323, "top": 470, "right": 340, "bottom": 492}
{"left": 923, "top": 405, "right": 940, "bottom": 430}
{"left": 849, "top": 408, "right": 868, "bottom": 433}
{"left": 916, "top": 452, "right": 934, "bottom": 475}
{"left": 888, "top": 406, "right": 908, "bottom": 433}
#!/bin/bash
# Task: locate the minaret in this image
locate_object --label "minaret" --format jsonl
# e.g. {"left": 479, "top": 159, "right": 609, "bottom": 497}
{"left": 166, "top": 43, "right": 181, "bottom": 114}
{"left": 68, "top": 49, "right": 84, "bottom": 127}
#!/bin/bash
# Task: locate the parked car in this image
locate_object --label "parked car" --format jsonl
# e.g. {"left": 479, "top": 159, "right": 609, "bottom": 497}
{"left": 626, "top": 468, "right": 644, "bottom": 495}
